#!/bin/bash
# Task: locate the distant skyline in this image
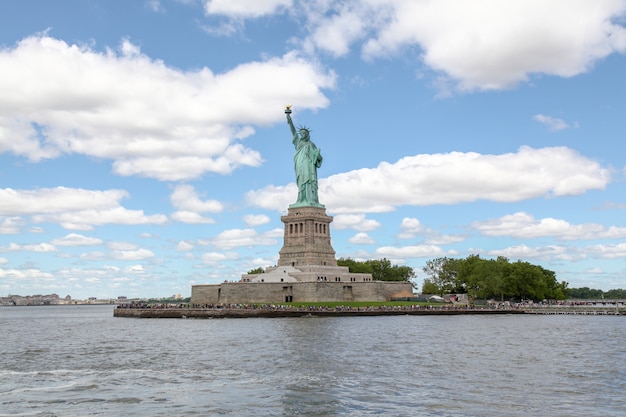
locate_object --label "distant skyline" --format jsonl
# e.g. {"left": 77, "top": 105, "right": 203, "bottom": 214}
{"left": 1, "top": 0, "right": 625, "bottom": 298}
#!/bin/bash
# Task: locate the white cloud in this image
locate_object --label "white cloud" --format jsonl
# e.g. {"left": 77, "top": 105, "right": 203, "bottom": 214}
{"left": 0, "top": 217, "right": 24, "bottom": 234}
{"left": 473, "top": 212, "right": 626, "bottom": 241}
{"left": 125, "top": 265, "right": 146, "bottom": 274}
{"left": 585, "top": 242, "right": 626, "bottom": 259}
{"left": 487, "top": 244, "right": 584, "bottom": 261}
{"left": 176, "top": 241, "right": 195, "bottom": 251}
{"left": 229, "top": 0, "right": 626, "bottom": 92}
{"left": 375, "top": 244, "right": 444, "bottom": 259}
{"left": 249, "top": 146, "right": 610, "bottom": 213}
{"left": 0, "top": 268, "right": 55, "bottom": 280}
{"left": 171, "top": 211, "right": 216, "bottom": 224}
{"left": 360, "top": 0, "right": 626, "bottom": 91}
{"left": 333, "top": 214, "right": 381, "bottom": 231}
{"left": 243, "top": 214, "right": 271, "bottom": 226}
{"left": 201, "top": 251, "right": 240, "bottom": 266}
{"left": 33, "top": 208, "right": 168, "bottom": 231}
{"left": 107, "top": 241, "right": 138, "bottom": 251}
{"left": 170, "top": 185, "right": 223, "bottom": 224}
{"left": 533, "top": 114, "right": 571, "bottom": 131}
{"left": 348, "top": 232, "right": 375, "bottom": 245}
{"left": 204, "top": 0, "right": 292, "bottom": 18}
{"left": 80, "top": 252, "right": 106, "bottom": 261}
{"left": 304, "top": 3, "right": 370, "bottom": 57}
{"left": 265, "top": 227, "right": 284, "bottom": 238}
{"left": 51, "top": 233, "right": 104, "bottom": 246}
{"left": 0, "top": 187, "right": 168, "bottom": 230}
{"left": 169, "top": 184, "right": 222, "bottom": 224}
{"left": 200, "top": 228, "right": 278, "bottom": 250}
{"left": 0, "top": 187, "right": 127, "bottom": 216}
{"left": 2, "top": 242, "right": 57, "bottom": 253}
{"left": 397, "top": 218, "right": 426, "bottom": 239}
{"left": 111, "top": 248, "right": 156, "bottom": 261}
{"left": 0, "top": 36, "right": 334, "bottom": 181}
{"left": 145, "top": 0, "right": 164, "bottom": 13}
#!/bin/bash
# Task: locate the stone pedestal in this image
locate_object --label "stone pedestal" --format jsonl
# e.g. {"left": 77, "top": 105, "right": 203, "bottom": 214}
{"left": 277, "top": 206, "right": 337, "bottom": 267}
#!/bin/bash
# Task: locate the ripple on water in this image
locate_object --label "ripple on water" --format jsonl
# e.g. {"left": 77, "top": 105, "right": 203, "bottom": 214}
{"left": 1, "top": 308, "right": 625, "bottom": 416}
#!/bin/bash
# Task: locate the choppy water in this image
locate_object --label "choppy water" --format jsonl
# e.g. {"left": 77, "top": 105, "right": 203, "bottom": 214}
{"left": 1, "top": 305, "right": 624, "bottom": 416}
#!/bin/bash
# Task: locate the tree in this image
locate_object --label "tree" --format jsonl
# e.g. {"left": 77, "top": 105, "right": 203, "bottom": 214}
{"left": 605, "top": 288, "right": 626, "bottom": 299}
{"left": 421, "top": 278, "right": 440, "bottom": 294}
{"left": 426, "top": 255, "right": 564, "bottom": 301}
{"left": 337, "top": 257, "right": 373, "bottom": 274}
{"left": 338, "top": 257, "right": 415, "bottom": 282}
{"left": 247, "top": 267, "right": 265, "bottom": 274}
{"left": 422, "top": 257, "right": 459, "bottom": 295}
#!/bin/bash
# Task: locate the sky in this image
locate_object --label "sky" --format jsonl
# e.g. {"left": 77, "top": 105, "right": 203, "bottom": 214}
{"left": 1, "top": 0, "right": 626, "bottom": 299}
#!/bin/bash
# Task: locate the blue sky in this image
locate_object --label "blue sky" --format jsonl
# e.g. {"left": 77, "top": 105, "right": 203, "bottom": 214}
{"left": 1, "top": 0, "right": 625, "bottom": 299}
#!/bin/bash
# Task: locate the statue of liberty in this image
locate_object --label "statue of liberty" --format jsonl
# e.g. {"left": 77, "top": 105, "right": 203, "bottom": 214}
{"left": 285, "top": 106, "right": 324, "bottom": 208}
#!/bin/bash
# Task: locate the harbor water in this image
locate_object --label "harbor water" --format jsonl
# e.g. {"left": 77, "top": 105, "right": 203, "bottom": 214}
{"left": 1, "top": 305, "right": 624, "bottom": 416}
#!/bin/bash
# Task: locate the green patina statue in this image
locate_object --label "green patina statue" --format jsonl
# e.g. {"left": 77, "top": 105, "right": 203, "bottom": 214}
{"left": 285, "top": 106, "right": 324, "bottom": 208}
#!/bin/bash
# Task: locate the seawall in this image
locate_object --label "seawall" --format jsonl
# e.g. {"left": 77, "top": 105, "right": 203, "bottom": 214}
{"left": 113, "top": 307, "right": 525, "bottom": 319}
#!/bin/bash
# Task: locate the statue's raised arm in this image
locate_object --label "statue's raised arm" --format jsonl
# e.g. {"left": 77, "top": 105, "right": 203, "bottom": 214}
{"left": 284, "top": 106, "right": 324, "bottom": 208}
{"left": 285, "top": 105, "right": 297, "bottom": 140}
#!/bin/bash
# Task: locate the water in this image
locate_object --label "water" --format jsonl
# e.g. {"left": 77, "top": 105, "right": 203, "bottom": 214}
{"left": 1, "top": 305, "right": 624, "bottom": 416}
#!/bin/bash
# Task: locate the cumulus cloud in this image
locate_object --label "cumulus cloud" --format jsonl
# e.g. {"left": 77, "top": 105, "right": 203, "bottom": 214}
{"left": 170, "top": 184, "right": 223, "bottom": 224}
{"left": 204, "top": 0, "right": 292, "bottom": 18}
{"left": 111, "top": 248, "right": 156, "bottom": 261}
{"left": 1, "top": 243, "right": 57, "bottom": 253}
{"left": 171, "top": 184, "right": 223, "bottom": 213}
{"left": 585, "top": 242, "right": 626, "bottom": 259}
{"left": 51, "top": 233, "right": 104, "bottom": 246}
{"left": 393, "top": 218, "right": 465, "bottom": 245}
{"left": 243, "top": 214, "right": 271, "bottom": 226}
{"left": 212, "top": 0, "right": 626, "bottom": 92}
{"left": 33, "top": 207, "right": 168, "bottom": 231}
{"left": 0, "top": 36, "right": 334, "bottom": 180}
{"left": 533, "top": 114, "right": 572, "bottom": 131}
{"left": 483, "top": 242, "right": 626, "bottom": 262}
{"left": 473, "top": 212, "right": 626, "bottom": 240}
{"left": 375, "top": 244, "right": 445, "bottom": 259}
{"left": 333, "top": 214, "right": 381, "bottom": 231}
{"left": 200, "top": 228, "right": 279, "bottom": 250}
{"left": 176, "top": 241, "right": 195, "bottom": 251}
{"left": 248, "top": 146, "right": 611, "bottom": 213}
{"left": 170, "top": 211, "right": 216, "bottom": 224}
{"left": 361, "top": 0, "right": 626, "bottom": 91}
{"left": 487, "top": 244, "right": 583, "bottom": 261}
{"left": 348, "top": 232, "right": 375, "bottom": 245}
{"left": 0, "top": 217, "right": 24, "bottom": 234}
{"left": 397, "top": 218, "right": 427, "bottom": 239}
{"left": 0, "top": 268, "right": 55, "bottom": 279}
{"left": 201, "top": 251, "right": 240, "bottom": 266}
{"left": 0, "top": 187, "right": 167, "bottom": 230}
{"left": 0, "top": 187, "right": 127, "bottom": 216}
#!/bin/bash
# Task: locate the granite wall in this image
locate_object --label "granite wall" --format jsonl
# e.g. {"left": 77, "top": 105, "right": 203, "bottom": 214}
{"left": 191, "top": 281, "right": 413, "bottom": 305}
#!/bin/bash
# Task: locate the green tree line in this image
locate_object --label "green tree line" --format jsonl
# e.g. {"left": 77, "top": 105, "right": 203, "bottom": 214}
{"left": 422, "top": 255, "right": 568, "bottom": 301}
{"left": 337, "top": 257, "right": 416, "bottom": 282}
{"left": 567, "top": 287, "right": 626, "bottom": 299}
{"left": 248, "top": 258, "right": 416, "bottom": 284}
